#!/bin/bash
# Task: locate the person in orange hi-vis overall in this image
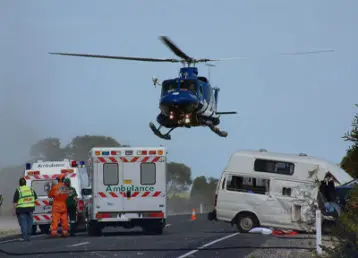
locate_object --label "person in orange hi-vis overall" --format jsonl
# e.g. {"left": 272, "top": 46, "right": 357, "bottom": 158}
{"left": 48, "top": 174, "right": 70, "bottom": 237}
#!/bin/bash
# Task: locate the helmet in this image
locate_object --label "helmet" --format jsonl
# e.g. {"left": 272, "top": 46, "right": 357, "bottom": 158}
{"left": 64, "top": 178, "right": 71, "bottom": 185}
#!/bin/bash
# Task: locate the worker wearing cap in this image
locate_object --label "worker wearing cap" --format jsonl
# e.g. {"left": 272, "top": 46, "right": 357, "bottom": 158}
{"left": 48, "top": 174, "right": 70, "bottom": 237}
{"left": 64, "top": 178, "right": 78, "bottom": 236}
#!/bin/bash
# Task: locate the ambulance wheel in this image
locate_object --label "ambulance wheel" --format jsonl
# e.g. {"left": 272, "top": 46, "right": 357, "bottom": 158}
{"left": 87, "top": 221, "right": 101, "bottom": 236}
{"left": 39, "top": 225, "right": 50, "bottom": 234}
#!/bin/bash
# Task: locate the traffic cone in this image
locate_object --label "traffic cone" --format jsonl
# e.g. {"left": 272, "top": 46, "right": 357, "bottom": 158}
{"left": 191, "top": 208, "right": 196, "bottom": 221}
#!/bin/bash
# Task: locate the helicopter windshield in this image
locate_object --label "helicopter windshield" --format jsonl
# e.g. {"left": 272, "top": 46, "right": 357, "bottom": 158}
{"left": 162, "top": 80, "right": 178, "bottom": 94}
{"left": 180, "top": 80, "right": 197, "bottom": 93}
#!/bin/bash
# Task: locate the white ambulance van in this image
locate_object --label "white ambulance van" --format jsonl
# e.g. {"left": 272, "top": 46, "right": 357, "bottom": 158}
{"left": 85, "top": 146, "right": 167, "bottom": 236}
{"left": 24, "top": 159, "right": 91, "bottom": 234}
{"left": 209, "top": 149, "right": 353, "bottom": 233}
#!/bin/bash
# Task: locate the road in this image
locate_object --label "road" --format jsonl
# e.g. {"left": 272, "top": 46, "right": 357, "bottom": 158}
{"left": 0, "top": 214, "right": 315, "bottom": 258}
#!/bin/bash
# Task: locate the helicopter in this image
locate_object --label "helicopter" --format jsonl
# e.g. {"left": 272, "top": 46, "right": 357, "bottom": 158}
{"left": 49, "top": 36, "right": 334, "bottom": 140}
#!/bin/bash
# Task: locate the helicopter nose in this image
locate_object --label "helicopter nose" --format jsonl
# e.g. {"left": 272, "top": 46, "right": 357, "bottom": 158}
{"left": 160, "top": 90, "right": 199, "bottom": 115}
{"left": 163, "top": 90, "right": 199, "bottom": 105}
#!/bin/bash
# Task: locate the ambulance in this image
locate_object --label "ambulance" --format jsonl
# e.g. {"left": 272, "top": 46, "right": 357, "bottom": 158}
{"left": 86, "top": 146, "right": 167, "bottom": 236}
{"left": 24, "top": 159, "right": 91, "bottom": 234}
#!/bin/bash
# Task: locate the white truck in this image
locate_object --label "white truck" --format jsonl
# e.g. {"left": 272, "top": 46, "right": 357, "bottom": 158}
{"left": 208, "top": 149, "right": 354, "bottom": 233}
{"left": 85, "top": 146, "right": 167, "bottom": 236}
{"left": 24, "top": 159, "right": 91, "bottom": 234}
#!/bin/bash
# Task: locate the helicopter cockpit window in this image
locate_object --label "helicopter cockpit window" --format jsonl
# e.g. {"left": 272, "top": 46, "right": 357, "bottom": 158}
{"left": 180, "top": 80, "right": 197, "bottom": 93}
{"left": 162, "top": 81, "right": 177, "bottom": 94}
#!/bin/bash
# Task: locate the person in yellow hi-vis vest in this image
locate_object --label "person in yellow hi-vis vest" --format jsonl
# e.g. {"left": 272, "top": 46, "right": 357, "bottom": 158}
{"left": 12, "top": 177, "right": 38, "bottom": 241}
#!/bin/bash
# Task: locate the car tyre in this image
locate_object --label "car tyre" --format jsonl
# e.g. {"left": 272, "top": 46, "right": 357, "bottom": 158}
{"left": 236, "top": 213, "right": 258, "bottom": 233}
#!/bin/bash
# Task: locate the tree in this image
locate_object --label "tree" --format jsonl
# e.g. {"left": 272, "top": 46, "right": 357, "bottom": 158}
{"left": 341, "top": 104, "right": 358, "bottom": 178}
{"left": 190, "top": 176, "right": 219, "bottom": 205}
{"left": 323, "top": 105, "right": 358, "bottom": 257}
{"left": 30, "top": 137, "right": 65, "bottom": 161}
{"left": 167, "top": 162, "right": 192, "bottom": 194}
{"left": 67, "top": 135, "right": 121, "bottom": 161}
{"left": 190, "top": 176, "right": 208, "bottom": 197}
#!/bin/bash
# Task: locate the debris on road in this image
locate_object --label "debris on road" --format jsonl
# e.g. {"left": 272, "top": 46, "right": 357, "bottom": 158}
{"left": 248, "top": 227, "right": 272, "bottom": 235}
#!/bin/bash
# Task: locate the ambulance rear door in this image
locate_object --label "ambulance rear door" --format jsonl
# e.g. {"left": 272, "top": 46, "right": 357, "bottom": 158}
{"left": 93, "top": 153, "right": 124, "bottom": 214}
{"left": 26, "top": 173, "right": 56, "bottom": 223}
{"left": 121, "top": 148, "right": 166, "bottom": 213}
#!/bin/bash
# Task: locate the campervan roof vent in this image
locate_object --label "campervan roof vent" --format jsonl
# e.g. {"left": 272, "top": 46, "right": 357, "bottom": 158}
{"left": 299, "top": 153, "right": 307, "bottom": 156}
{"left": 259, "top": 149, "right": 267, "bottom": 152}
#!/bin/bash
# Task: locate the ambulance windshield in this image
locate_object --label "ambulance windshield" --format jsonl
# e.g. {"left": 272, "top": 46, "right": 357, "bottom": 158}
{"left": 31, "top": 180, "right": 57, "bottom": 196}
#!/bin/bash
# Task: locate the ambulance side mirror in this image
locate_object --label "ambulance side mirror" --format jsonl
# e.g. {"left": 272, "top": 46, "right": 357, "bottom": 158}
{"left": 81, "top": 188, "right": 92, "bottom": 196}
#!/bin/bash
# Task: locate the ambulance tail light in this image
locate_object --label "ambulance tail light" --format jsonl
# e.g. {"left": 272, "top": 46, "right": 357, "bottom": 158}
{"left": 143, "top": 211, "right": 164, "bottom": 218}
{"left": 25, "top": 163, "right": 31, "bottom": 170}
{"left": 96, "top": 212, "right": 111, "bottom": 219}
{"left": 79, "top": 161, "right": 85, "bottom": 167}
{"left": 71, "top": 160, "right": 77, "bottom": 167}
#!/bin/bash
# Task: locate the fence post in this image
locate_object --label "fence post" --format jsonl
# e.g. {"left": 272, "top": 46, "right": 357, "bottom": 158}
{"left": 316, "top": 209, "right": 322, "bottom": 255}
{"left": 200, "top": 203, "right": 203, "bottom": 214}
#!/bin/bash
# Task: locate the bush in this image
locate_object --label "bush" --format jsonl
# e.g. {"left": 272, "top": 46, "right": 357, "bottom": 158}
{"left": 323, "top": 185, "right": 358, "bottom": 257}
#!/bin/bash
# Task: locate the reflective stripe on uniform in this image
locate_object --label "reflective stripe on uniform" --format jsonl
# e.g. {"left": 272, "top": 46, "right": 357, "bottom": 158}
{"left": 17, "top": 186, "right": 35, "bottom": 208}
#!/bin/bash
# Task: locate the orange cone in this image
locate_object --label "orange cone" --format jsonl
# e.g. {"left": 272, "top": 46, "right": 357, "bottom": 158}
{"left": 191, "top": 208, "right": 196, "bottom": 221}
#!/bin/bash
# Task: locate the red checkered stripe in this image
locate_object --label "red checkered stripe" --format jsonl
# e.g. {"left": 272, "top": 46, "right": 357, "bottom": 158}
{"left": 33, "top": 214, "right": 51, "bottom": 221}
{"left": 96, "top": 156, "right": 161, "bottom": 163}
{"left": 35, "top": 199, "right": 51, "bottom": 206}
{"left": 24, "top": 173, "right": 76, "bottom": 180}
{"left": 98, "top": 191, "right": 162, "bottom": 198}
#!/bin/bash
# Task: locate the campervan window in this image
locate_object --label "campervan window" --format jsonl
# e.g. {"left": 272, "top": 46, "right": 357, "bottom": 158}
{"left": 254, "top": 159, "right": 294, "bottom": 175}
{"left": 103, "top": 163, "right": 119, "bottom": 185}
{"left": 226, "top": 175, "right": 269, "bottom": 195}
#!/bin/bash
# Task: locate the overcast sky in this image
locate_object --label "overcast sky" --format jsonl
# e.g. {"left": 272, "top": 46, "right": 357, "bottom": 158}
{"left": 0, "top": 0, "right": 357, "bottom": 179}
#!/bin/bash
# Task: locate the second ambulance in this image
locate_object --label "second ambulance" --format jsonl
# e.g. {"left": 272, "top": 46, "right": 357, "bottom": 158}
{"left": 24, "top": 159, "right": 91, "bottom": 234}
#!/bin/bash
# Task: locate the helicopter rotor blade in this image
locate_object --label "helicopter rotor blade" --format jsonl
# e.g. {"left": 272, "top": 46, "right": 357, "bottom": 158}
{"left": 196, "top": 49, "right": 335, "bottom": 63}
{"left": 48, "top": 52, "right": 181, "bottom": 63}
{"left": 159, "top": 36, "right": 193, "bottom": 62}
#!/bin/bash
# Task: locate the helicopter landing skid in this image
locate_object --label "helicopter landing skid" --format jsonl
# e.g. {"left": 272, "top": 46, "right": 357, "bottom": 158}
{"left": 203, "top": 121, "right": 228, "bottom": 137}
{"left": 149, "top": 122, "right": 175, "bottom": 140}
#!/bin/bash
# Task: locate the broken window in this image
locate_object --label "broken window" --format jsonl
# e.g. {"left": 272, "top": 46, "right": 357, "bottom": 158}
{"left": 226, "top": 175, "right": 269, "bottom": 195}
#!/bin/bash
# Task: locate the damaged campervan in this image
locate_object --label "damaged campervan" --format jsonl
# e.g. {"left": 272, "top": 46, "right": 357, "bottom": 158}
{"left": 208, "top": 149, "right": 353, "bottom": 233}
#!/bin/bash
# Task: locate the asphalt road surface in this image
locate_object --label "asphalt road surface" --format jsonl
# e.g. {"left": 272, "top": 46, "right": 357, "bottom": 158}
{"left": 0, "top": 214, "right": 314, "bottom": 258}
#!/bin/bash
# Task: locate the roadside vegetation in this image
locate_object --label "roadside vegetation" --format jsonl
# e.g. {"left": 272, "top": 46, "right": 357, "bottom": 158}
{"left": 322, "top": 104, "right": 358, "bottom": 257}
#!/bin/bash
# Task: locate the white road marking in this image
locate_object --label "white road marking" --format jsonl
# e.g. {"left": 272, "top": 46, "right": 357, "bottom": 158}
{"left": 0, "top": 234, "right": 43, "bottom": 244}
{"left": 68, "top": 241, "right": 90, "bottom": 247}
{"left": 165, "top": 223, "right": 172, "bottom": 228}
{"left": 176, "top": 232, "right": 240, "bottom": 258}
